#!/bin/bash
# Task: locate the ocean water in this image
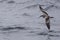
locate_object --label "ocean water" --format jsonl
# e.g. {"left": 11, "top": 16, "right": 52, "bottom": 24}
{"left": 0, "top": 0, "right": 60, "bottom": 40}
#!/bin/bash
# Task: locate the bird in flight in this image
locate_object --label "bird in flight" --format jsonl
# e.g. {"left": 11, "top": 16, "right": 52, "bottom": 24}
{"left": 39, "top": 5, "right": 54, "bottom": 31}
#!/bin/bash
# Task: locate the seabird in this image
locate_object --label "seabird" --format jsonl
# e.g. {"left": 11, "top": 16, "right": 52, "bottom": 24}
{"left": 39, "top": 5, "right": 54, "bottom": 31}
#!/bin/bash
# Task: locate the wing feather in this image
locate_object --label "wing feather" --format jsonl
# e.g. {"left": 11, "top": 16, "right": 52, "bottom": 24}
{"left": 39, "top": 5, "right": 48, "bottom": 15}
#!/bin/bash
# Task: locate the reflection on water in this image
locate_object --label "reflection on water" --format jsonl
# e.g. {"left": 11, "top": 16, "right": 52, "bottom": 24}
{"left": 28, "top": 29, "right": 60, "bottom": 40}
{"left": 37, "top": 30, "right": 60, "bottom": 37}
{"left": 46, "top": 33, "right": 60, "bottom": 40}
{"left": 47, "top": 35, "right": 51, "bottom": 40}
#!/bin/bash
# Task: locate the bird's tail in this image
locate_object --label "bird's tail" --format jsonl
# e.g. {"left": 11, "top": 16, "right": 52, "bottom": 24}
{"left": 50, "top": 17, "right": 54, "bottom": 18}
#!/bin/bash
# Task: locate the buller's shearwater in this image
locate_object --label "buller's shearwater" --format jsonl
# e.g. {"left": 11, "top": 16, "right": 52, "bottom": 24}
{"left": 39, "top": 5, "right": 54, "bottom": 31}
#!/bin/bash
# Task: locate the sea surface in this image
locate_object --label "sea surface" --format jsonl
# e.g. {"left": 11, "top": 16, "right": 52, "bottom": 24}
{"left": 0, "top": 0, "right": 60, "bottom": 40}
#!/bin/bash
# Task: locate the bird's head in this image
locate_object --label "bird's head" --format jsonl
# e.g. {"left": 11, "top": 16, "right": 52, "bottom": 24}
{"left": 40, "top": 15, "right": 46, "bottom": 18}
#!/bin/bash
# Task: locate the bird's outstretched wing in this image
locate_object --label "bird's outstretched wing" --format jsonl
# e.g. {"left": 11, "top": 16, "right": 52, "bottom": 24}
{"left": 46, "top": 22, "right": 50, "bottom": 30}
{"left": 39, "top": 5, "right": 48, "bottom": 15}
{"left": 45, "top": 17, "right": 50, "bottom": 30}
